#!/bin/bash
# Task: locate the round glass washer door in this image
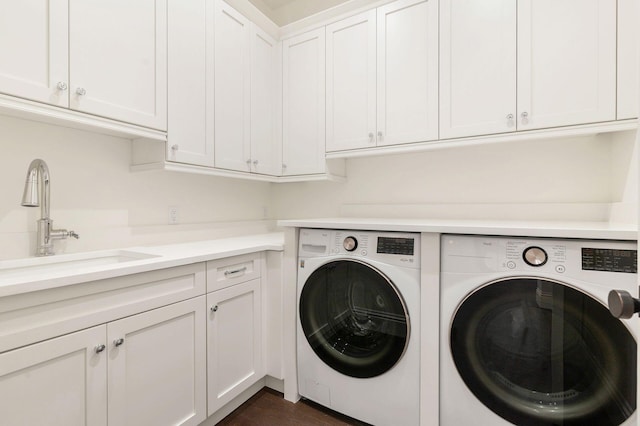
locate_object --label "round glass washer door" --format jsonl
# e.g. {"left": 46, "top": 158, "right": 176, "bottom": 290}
{"left": 299, "top": 259, "right": 410, "bottom": 378}
{"left": 451, "top": 278, "right": 636, "bottom": 426}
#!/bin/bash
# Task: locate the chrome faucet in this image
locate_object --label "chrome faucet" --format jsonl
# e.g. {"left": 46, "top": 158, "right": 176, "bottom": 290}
{"left": 21, "top": 159, "right": 79, "bottom": 256}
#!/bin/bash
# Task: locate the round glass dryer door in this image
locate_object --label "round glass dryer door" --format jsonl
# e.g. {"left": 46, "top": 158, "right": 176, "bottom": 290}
{"left": 451, "top": 278, "right": 636, "bottom": 426}
{"left": 299, "top": 260, "right": 410, "bottom": 378}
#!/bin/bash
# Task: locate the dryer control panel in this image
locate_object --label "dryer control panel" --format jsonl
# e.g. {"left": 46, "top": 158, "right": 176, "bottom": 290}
{"left": 441, "top": 234, "right": 637, "bottom": 284}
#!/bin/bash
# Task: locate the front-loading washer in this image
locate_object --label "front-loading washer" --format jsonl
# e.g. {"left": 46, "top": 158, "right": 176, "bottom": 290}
{"left": 440, "top": 234, "right": 637, "bottom": 426}
{"left": 297, "top": 228, "right": 421, "bottom": 426}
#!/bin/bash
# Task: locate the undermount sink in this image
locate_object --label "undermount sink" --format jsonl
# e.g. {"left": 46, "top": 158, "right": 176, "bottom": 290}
{"left": 0, "top": 250, "right": 160, "bottom": 280}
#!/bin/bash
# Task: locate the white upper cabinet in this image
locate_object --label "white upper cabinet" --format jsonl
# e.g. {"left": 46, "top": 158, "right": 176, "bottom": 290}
{"left": 0, "top": 0, "right": 167, "bottom": 130}
{"left": 517, "top": 0, "right": 615, "bottom": 131}
{"left": 214, "top": 1, "right": 252, "bottom": 173}
{"left": 282, "top": 28, "right": 327, "bottom": 175}
{"left": 167, "top": 0, "right": 214, "bottom": 167}
{"left": 250, "top": 27, "right": 282, "bottom": 176}
{"left": 376, "top": 0, "right": 438, "bottom": 147}
{"left": 440, "top": 0, "right": 616, "bottom": 138}
{"left": 214, "top": 0, "right": 280, "bottom": 176}
{"left": 0, "top": 0, "right": 69, "bottom": 108}
{"left": 68, "top": 0, "right": 167, "bottom": 130}
{"left": 326, "top": 0, "right": 438, "bottom": 152}
{"left": 326, "top": 10, "right": 377, "bottom": 152}
{"left": 439, "top": 0, "right": 516, "bottom": 139}
{"left": 617, "top": 0, "right": 639, "bottom": 120}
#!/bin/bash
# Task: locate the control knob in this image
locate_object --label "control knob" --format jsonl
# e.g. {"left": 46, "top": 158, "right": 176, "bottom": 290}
{"left": 343, "top": 236, "right": 358, "bottom": 252}
{"left": 523, "top": 246, "right": 547, "bottom": 267}
{"left": 608, "top": 290, "right": 640, "bottom": 319}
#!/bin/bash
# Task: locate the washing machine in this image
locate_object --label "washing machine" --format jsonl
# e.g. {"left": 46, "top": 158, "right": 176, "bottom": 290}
{"left": 297, "top": 228, "right": 421, "bottom": 426}
{"left": 440, "top": 234, "right": 638, "bottom": 426}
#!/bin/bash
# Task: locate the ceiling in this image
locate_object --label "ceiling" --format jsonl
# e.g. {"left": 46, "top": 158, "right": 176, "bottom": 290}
{"left": 248, "top": 0, "right": 352, "bottom": 26}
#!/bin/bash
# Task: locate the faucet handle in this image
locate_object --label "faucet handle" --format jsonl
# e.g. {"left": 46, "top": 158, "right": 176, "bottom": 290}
{"left": 69, "top": 231, "right": 79, "bottom": 239}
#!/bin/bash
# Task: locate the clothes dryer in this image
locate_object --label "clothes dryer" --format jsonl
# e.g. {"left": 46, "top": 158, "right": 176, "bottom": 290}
{"left": 440, "top": 234, "right": 637, "bottom": 426}
{"left": 297, "top": 228, "right": 421, "bottom": 426}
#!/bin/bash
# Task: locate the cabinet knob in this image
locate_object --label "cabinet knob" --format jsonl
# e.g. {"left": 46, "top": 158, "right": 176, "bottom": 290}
{"left": 95, "top": 344, "right": 106, "bottom": 354}
{"left": 113, "top": 338, "right": 125, "bottom": 347}
{"left": 506, "top": 113, "right": 514, "bottom": 120}
{"left": 76, "top": 87, "right": 86, "bottom": 96}
{"left": 520, "top": 111, "right": 529, "bottom": 121}
{"left": 368, "top": 132, "right": 374, "bottom": 142}
{"left": 253, "top": 160, "right": 259, "bottom": 166}
{"left": 57, "top": 82, "right": 68, "bottom": 91}
{"left": 211, "top": 305, "right": 219, "bottom": 313}
{"left": 171, "top": 144, "right": 179, "bottom": 151}
{"left": 377, "top": 131, "right": 383, "bottom": 140}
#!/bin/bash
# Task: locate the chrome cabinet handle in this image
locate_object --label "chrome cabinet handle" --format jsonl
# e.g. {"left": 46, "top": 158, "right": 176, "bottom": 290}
{"left": 521, "top": 111, "right": 528, "bottom": 119}
{"left": 57, "top": 82, "right": 68, "bottom": 91}
{"left": 113, "top": 338, "right": 124, "bottom": 347}
{"left": 171, "top": 144, "right": 179, "bottom": 152}
{"left": 211, "top": 305, "right": 219, "bottom": 313}
{"left": 506, "top": 114, "right": 514, "bottom": 120}
{"left": 224, "top": 266, "right": 247, "bottom": 276}
{"left": 95, "top": 344, "right": 106, "bottom": 354}
{"left": 76, "top": 87, "right": 86, "bottom": 96}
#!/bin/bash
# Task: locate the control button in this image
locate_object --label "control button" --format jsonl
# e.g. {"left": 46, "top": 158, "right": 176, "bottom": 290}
{"left": 361, "top": 250, "right": 367, "bottom": 256}
{"left": 523, "top": 246, "right": 548, "bottom": 267}
{"left": 556, "top": 265, "right": 566, "bottom": 273}
{"left": 343, "top": 236, "right": 358, "bottom": 252}
{"left": 506, "top": 261, "right": 516, "bottom": 269}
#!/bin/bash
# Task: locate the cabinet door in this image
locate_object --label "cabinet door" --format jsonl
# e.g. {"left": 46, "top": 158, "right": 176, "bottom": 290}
{"left": 325, "top": 10, "right": 377, "bottom": 152}
{"left": 250, "top": 26, "right": 281, "bottom": 176}
{"left": 282, "top": 28, "right": 326, "bottom": 176}
{"left": 207, "top": 279, "right": 263, "bottom": 415}
{"left": 517, "top": 0, "right": 616, "bottom": 130}
{"left": 108, "top": 297, "right": 206, "bottom": 426}
{"left": 377, "top": 0, "right": 438, "bottom": 146}
{"left": 0, "top": 0, "right": 69, "bottom": 107}
{"left": 68, "top": 0, "right": 167, "bottom": 130}
{"left": 167, "top": 0, "right": 215, "bottom": 167}
{"left": 0, "top": 326, "right": 107, "bottom": 426}
{"left": 617, "top": 0, "right": 639, "bottom": 120}
{"left": 439, "top": 0, "right": 516, "bottom": 139}
{"left": 214, "top": 0, "right": 252, "bottom": 172}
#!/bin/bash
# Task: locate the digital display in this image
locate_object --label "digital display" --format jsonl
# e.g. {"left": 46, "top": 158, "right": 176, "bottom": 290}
{"left": 582, "top": 248, "right": 637, "bottom": 273}
{"left": 377, "top": 237, "right": 414, "bottom": 255}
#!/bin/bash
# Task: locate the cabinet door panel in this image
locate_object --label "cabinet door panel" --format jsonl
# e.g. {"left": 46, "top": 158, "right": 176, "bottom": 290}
{"left": 0, "top": 0, "right": 68, "bottom": 107}
{"left": 377, "top": 0, "right": 438, "bottom": 146}
{"left": 439, "top": 0, "right": 516, "bottom": 139}
{"left": 167, "top": 0, "right": 214, "bottom": 167}
{"left": 0, "top": 326, "right": 107, "bottom": 426}
{"left": 326, "top": 10, "right": 377, "bottom": 152}
{"left": 251, "top": 27, "right": 281, "bottom": 176}
{"left": 282, "top": 29, "right": 326, "bottom": 176}
{"left": 617, "top": 0, "right": 639, "bottom": 120}
{"left": 517, "top": 0, "right": 616, "bottom": 130}
{"left": 108, "top": 297, "right": 206, "bottom": 426}
{"left": 69, "top": 0, "right": 167, "bottom": 130}
{"left": 214, "top": 1, "right": 252, "bottom": 172}
{"left": 207, "top": 279, "right": 263, "bottom": 415}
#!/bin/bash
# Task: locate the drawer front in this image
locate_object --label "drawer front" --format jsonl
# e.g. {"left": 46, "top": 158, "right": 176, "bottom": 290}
{"left": 207, "top": 253, "right": 263, "bottom": 292}
{"left": 0, "top": 263, "right": 206, "bottom": 354}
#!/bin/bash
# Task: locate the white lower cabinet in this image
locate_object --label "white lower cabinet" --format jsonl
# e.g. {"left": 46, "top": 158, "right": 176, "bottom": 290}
{"left": 207, "top": 278, "right": 263, "bottom": 415}
{"left": 108, "top": 296, "right": 207, "bottom": 426}
{"left": 0, "top": 325, "right": 107, "bottom": 426}
{"left": 0, "top": 297, "right": 207, "bottom": 426}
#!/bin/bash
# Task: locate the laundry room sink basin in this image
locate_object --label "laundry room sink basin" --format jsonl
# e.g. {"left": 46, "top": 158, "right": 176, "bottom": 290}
{"left": 0, "top": 249, "right": 160, "bottom": 280}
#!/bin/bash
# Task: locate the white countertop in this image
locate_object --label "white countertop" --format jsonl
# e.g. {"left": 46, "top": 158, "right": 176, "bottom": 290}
{"left": 0, "top": 233, "right": 284, "bottom": 298}
{"left": 277, "top": 218, "right": 638, "bottom": 240}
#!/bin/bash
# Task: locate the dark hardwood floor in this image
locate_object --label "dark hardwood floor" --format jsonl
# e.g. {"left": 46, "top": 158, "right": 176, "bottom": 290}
{"left": 217, "top": 388, "right": 371, "bottom": 426}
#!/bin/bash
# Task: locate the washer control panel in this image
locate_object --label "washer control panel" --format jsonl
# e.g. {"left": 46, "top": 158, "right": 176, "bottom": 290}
{"left": 299, "top": 228, "right": 420, "bottom": 268}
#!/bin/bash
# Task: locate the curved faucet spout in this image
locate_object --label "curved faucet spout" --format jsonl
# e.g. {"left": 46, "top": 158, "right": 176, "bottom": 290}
{"left": 21, "top": 158, "right": 51, "bottom": 220}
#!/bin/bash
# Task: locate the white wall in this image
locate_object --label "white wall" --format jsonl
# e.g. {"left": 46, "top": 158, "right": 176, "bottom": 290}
{"left": 272, "top": 132, "right": 638, "bottom": 223}
{"left": 0, "top": 115, "right": 274, "bottom": 259}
